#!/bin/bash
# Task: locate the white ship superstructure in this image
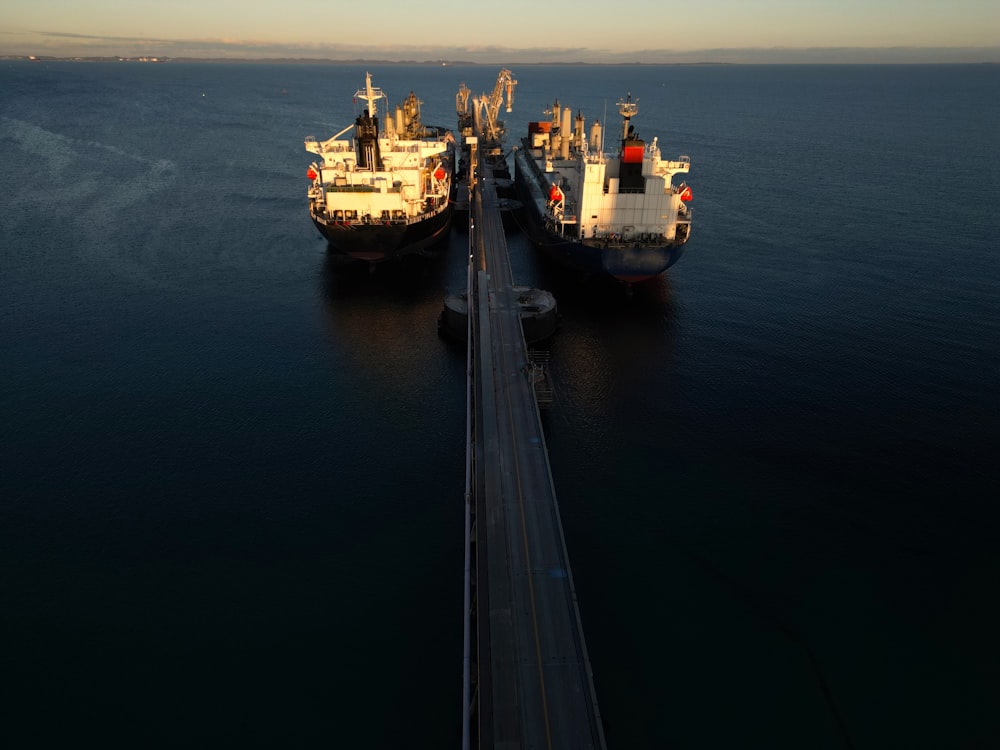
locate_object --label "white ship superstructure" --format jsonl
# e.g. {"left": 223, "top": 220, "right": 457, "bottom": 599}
{"left": 304, "top": 73, "right": 454, "bottom": 263}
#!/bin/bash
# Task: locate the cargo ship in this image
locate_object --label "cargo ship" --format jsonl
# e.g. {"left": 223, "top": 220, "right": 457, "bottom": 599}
{"left": 305, "top": 73, "right": 454, "bottom": 264}
{"left": 513, "top": 92, "right": 692, "bottom": 283}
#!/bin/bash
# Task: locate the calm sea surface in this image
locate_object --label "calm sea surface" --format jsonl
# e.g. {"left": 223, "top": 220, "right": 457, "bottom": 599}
{"left": 2, "top": 61, "right": 999, "bottom": 748}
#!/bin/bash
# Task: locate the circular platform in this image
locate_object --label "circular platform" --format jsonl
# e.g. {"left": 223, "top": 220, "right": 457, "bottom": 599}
{"left": 439, "top": 286, "right": 559, "bottom": 344}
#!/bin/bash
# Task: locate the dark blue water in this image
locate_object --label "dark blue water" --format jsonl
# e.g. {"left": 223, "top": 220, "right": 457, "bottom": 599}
{"left": 2, "top": 61, "right": 998, "bottom": 748}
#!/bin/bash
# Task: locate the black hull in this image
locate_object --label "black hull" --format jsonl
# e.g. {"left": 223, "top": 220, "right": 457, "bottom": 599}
{"left": 312, "top": 206, "right": 453, "bottom": 263}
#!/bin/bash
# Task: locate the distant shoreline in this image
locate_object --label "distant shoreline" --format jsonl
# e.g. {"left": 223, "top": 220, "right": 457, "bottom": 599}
{"left": 1, "top": 55, "right": 735, "bottom": 66}
{"left": 3, "top": 55, "right": 996, "bottom": 66}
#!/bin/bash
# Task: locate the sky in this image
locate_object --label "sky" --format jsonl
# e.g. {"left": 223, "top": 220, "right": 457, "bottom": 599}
{"left": 2, "top": 0, "right": 999, "bottom": 63}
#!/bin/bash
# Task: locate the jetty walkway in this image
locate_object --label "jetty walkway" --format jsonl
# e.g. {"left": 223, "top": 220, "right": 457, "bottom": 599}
{"left": 461, "top": 164, "right": 607, "bottom": 750}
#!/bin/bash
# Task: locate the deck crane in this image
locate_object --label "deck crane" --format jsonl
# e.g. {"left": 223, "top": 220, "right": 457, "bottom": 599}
{"left": 456, "top": 82, "right": 473, "bottom": 138}
{"left": 477, "top": 68, "right": 517, "bottom": 145}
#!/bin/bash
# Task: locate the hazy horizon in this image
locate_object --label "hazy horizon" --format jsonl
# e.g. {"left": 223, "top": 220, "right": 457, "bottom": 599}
{"left": 2, "top": 38, "right": 999, "bottom": 66}
{"left": 4, "top": 0, "right": 999, "bottom": 65}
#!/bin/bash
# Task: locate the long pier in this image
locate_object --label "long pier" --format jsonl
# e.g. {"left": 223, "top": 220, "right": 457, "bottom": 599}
{"left": 462, "top": 154, "right": 607, "bottom": 749}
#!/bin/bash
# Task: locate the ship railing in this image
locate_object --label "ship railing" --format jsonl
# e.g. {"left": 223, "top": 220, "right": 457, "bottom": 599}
{"left": 323, "top": 142, "right": 353, "bottom": 153}
{"left": 305, "top": 138, "right": 349, "bottom": 155}
{"left": 659, "top": 159, "right": 691, "bottom": 172}
{"left": 323, "top": 212, "right": 409, "bottom": 226}
{"left": 591, "top": 232, "right": 669, "bottom": 248}
{"left": 325, "top": 183, "right": 404, "bottom": 194}
{"left": 319, "top": 199, "right": 449, "bottom": 227}
{"left": 326, "top": 184, "right": 377, "bottom": 193}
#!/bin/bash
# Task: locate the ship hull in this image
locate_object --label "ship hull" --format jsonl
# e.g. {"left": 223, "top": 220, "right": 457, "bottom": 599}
{"left": 514, "top": 163, "right": 685, "bottom": 283}
{"left": 311, "top": 204, "right": 452, "bottom": 263}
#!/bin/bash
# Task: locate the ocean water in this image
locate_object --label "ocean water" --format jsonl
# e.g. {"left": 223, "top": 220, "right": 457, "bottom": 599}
{"left": 2, "top": 61, "right": 999, "bottom": 748}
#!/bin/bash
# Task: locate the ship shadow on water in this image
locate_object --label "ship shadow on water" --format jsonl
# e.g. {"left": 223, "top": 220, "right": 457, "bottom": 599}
{"left": 316, "top": 242, "right": 462, "bottom": 382}
{"left": 518, "top": 243, "right": 682, "bottom": 437}
{"left": 320, "top": 236, "right": 450, "bottom": 306}
{"left": 319, "top": 245, "right": 451, "bottom": 302}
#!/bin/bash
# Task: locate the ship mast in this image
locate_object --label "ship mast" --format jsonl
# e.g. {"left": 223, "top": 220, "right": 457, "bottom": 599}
{"left": 617, "top": 92, "right": 639, "bottom": 141}
{"left": 353, "top": 72, "right": 387, "bottom": 171}
{"left": 355, "top": 72, "right": 387, "bottom": 118}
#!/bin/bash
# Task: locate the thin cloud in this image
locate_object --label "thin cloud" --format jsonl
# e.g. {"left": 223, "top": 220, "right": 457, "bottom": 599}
{"left": 5, "top": 30, "right": 998, "bottom": 64}
{"left": 31, "top": 30, "right": 175, "bottom": 43}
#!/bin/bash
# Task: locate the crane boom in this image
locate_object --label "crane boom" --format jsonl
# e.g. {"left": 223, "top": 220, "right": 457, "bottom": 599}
{"left": 480, "top": 68, "right": 517, "bottom": 144}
